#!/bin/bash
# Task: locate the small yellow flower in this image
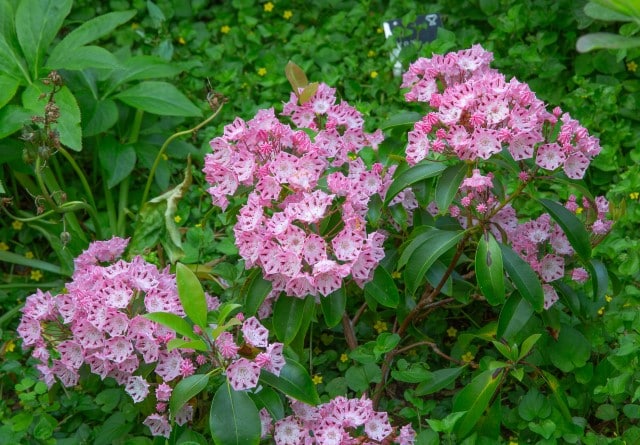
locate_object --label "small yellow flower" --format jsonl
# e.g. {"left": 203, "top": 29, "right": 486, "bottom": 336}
{"left": 131, "top": 22, "right": 140, "bottom": 30}
{"left": 373, "top": 320, "right": 387, "bottom": 333}
{"left": 461, "top": 351, "right": 475, "bottom": 363}
{"left": 575, "top": 207, "right": 583, "bottom": 215}
{"left": 12, "top": 220, "right": 23, "bottom": 230}
{"left": 340, "top": 353, "right": 349, "bottom": 363}
{"left": 25, "top": 251, "right": 34, "bottom": 259}
{"left": 264, "top": 2, "right": 274, "bottom": 12}
{"left": 195, "top": 223, "right": 203, "bottom": 228}
{"left": 174, "top": 215, "right": 182, "bottom": 223}
{"left": 283, "top": 10, "right": 293, "bottom": 19}
{"left": 313, "top": 346, "right": 321, "bottom": 355}
{"left": 376, "top": 27, "right": 383, "bottom": 33}
{"left": 447, "top": 326, "right": 458, "bottom": 338}
{"left": 370, "top": 71, "right": 378, "bottom": 79}
{"left": 257, "top": 67, "right": 267, "bottom": 76}
{"left": 178, "top": 36, "right": 186, "bottom": 45}
{"left": 509, "top": 441, "right": 518, "bottom": 445}
{"left": 629, "top": 192, "right": 639, "bottom": 200}
{"left": 221, "top": 25, "right": 231, "bottom": 34}
{"left": 312, "top": 374, "right": 323, "bottom": 385}
{"left": 598, "top": 306, "right": 605, "bottom": 316}
{"left": 0, "top": 242, "right": 9, "bottom": 251}
{"left": 627, "top": 61, "right": 638, "bottom": 72}
{"left": 30, "top": 270, "right": 43, "bottom": 282}
{"left": 391, "top": 270, "right": 401, "bottom": 279}
{"left": 605, "top": 295, "right": 613, "bottom": 303}
{"left": 4, "top": 340, "right": 15, "bottom": 353}
{"left": 161, "top": 153, "right": 168, "bottom": 161}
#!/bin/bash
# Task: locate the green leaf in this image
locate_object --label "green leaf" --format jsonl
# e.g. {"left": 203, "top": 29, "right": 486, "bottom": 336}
{"left": 46, "top": 46, "right": 121, "bottom": 71}
{"left": 272, "top": 295, "right": 306, "bottom": 344}
{"left": 98, "top": 138, "right": 136, "bottom": 189}
{"left": 391, "top": 362, "right": 432, "bottom": 383}
{"left": 475, "top": 232, "right": 505, "bottom": 305}
{"left": 398, "top": 226, "right": 438, "bottom": 269}
{"left": 209, "top": 381, "right": 261, "bottom": 445}
{"left": 416, "top": 366, "right": 465, "bottom": 396}
{"left": 48, "top": 10, "right": 135, "bottom": 54}
{"left": 363, "top": 265, "right": 399, "bottom": 308}
{"left": 548, "top": 326, "right": 591, "bottom": 372}
{"left": 539, "top": 198, "right": 591, "bottom": 260}
{"left": 242, "top": 270, "right": 272, "bottom": 316}
{"left": 320, "top": 284, "right": 346, "bottom": 328}
{"left": 452, "top": 368, "right": 505, "bottom": 438}
{"left": 0, "top": 105, "right": 31, "bottom": 138}
{"left": 345, "top": 363, "right": 382, "bottom": 392}
{"left": 540, "top": 370, "right": 572, "bottom": 422}
{"left": 379, "top": 111, "right": 422, "bottom": 130}
{"left": 584, "top": 2, "right": 636, "bottom": 21}
{"left": 285, "top": 60, "right": 308, "bottom": 91}
{"left": 176, "top": 263, "right": 208, "bottom": 329}
{"left": 108, "top": 55, "right": 184, "bottom": 90}
{"left": 167, "top": 338, "right": 208, "bottom": 352}
{"left": 0, "top": 15, "right": 30, "bottom": 81}
{"left": 587, "top": 259, "right": 608, "bottom": 301}
{"left": 577, "top": 33, "right": 640, "bottom": 52}
{"left": 404, "top": 230, "right": 464, "bottom": 295}
{"left": 249, "top": 387, "right": 284, "bottom": 421}
{"left": 519, "top": 334, "right": 542, "bottom": 361}
{"left": 79, "top": 96, "right": 118, "bottom": 137}
{"left": 260, "top": 358, "right": 320, "bottom": 406}
{"left": 15, "top": 0, "right": 72, "bottom": 78}
{"left": 144, "top": 312, "right": 197, "bottom": 340}
{"left": 500, "top": 244, "right": 544, "bottom": 312}
{"left": 435, "top": 162, "right": 467, "bottom": 214}
{"left": 95, "top": 412, "right": 133, "bottom": 445}
{"left": 114, "top": 81, "right": 202, "bottom": 117}
{"left": 497, "top": 294, "right": 534, "bottom": 342}
{"left": 170, "top": 374, "right": 209, "bottom": 415}
{"left": 0, "top": 74, "right": 20, "bottom": 108}
{"left": 384, "top": 160, "right": 448, "bottom": 205}
{"left": 0, "top": 250, "right": 63, "bottom": 275}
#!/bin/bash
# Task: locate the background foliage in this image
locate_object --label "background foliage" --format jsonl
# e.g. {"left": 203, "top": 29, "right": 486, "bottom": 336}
{"left": 1, "top": 0, "right": 639, "bottom": 444}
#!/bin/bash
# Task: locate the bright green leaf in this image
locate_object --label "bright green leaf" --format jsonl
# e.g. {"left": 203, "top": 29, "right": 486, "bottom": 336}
{"left": 577, "top": 33, "right": 640, "bottom": 52}
{"left": 587, "top": 259, "right": 609, "bottom": 301}
{"left": 243, "top": 270, "right": 272, "bottom": 316}
{"left": 320, "top": 285, "right": 346, "bottom": 328}
{"left": 176, "top": 263, "right": 208, "bottom": 329}
{"left": 46, "top": 45, "right": 121, "bottom": 71}
{"left": 260, "top": 358, "right": 320, "bottom": 406}
{"left": 435, "top": 163, "right": 467, "bottom": 214}
{"left": 500, "top": 244, "right": 544, "bottom": 311}
{"left": 144, "top": 312, "right": 196, "bottom": 340}
{"left": 416, "top": 367, "right": 465, "bottom": 396}
{"left": 0, "top": 74, "right": 20, "bottom": 108}
{"left": 98, "top": 138, "right": 136, "bottom": 189}
{"left": 364, "top": 266, "right": 399, "bottom": 308}
{"left": 475, "top": 232, "right": 505, "bottom": 305}
{"left": 539, "top": 198, "right": 592, "bottom": 260}
{"left": 379, "top": 111, "right": 422, "bottom": 130}
{"left": 452, "top": 368, "right": 505, "bottom": 438}
{"left": 272, "top": 295, "right": 306, "bottom": 344}
{"left": 170, "top": 374, "right": 209, "bottom": 415}
{"left": 519, "top": 334, "right": 542, "bottom": 361}
{"left": 384, "top": 160, "right": 448, "bottom": 205}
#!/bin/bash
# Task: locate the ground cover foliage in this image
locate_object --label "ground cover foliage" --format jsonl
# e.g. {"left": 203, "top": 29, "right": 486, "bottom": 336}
{"left": 1, "top": 0, "right": 639, "bottom": 444}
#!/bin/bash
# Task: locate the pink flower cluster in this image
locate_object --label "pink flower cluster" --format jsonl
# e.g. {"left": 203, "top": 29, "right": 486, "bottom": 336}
{"left": 260, "top": 396, "right": 415, "bottom": 445}
{"left": 204, "top": 84, "right": 392, "bottom": 302}
{"left": 402, "top": 44, "right": 601, "bottom": 179}
{"left": 17, "top": 237, "right": 205, "bottom": 436}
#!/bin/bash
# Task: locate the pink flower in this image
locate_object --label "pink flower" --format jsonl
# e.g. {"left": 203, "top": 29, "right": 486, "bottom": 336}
{"left": 156, "top": 383, "right": 172, "bottom": 402}
{"left": 274, "top": 417, "right": 305, "bottom": 445}
{"left": 125, "top": 375, "right": 149, "bottom": 403}
{"left": 242, "top": 317, "right": 270, "bottom": 348}
{"left": 215, "top": 331, "right": 239, "bottom": 359}
{"left": 226, "top": 358, "right": 261, "bottom": 391}
{"left": 143, "top": 413, "right": 171, "bottom": 438}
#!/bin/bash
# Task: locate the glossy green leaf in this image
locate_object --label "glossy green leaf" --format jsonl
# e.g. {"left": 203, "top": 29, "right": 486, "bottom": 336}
{"left": 0, "top": 28, "right": 29, "bottom": 81}
{"left": 398, "top": 226, "right": 438, "bottom": 269}
{"left": 364, "top": 266, "right": 399, "bottom": 308}
{"left": 519, "top": 333, "right": 542, "bottom": 361}
{"left": 209, "top": 381, "right": 261, "bottom": 445}
{"left": 114, "top": 81, "right": 202, "bottom": 117}
{"left": 539, "top": 198, "right": 591, "bottom": 260}
{"left": 476, "top": 232, "right": 505, "bottom": 305}
{"left": 577, "top": 33, "right": 640, "bottom": 52}
{"left": 144, "top": 312, "right": 197, "bottom": 340}
{"left": 249, "top": 387, "right": 284, "bottom": 421}
{"left": 243, "top": 270, "right": 272, "bottom": 316}
{"left": 497, "top": 294, "right": 535, "bottom": 342}
{"left": 435, "top": 162, "right": 467, "bottom": 214}
{"left": 170, "top": 374, "right": 209, "bottom": 415}
{"left": 167, "top": 338, "right": 208, "bottom": 352}
{"left": 587, "top": 259, "right": 609, "bottom": 301}
{"left": 272, "top": 295, "right": 306, "bottom": 344}
{"left": 0, "top": 74, "right": 20, "bottom": 108}
{"left": 379, "top": 111, "right": 422, "bottom": 130}
{"left": 384, "top": 160, "right": 447, "bottom": 205}
{"left": 404, "top": 230, "right": 464, "bottom": 296}
{"left": 452, "top": 368, "right": 505, "bottom": 438}
{"left": 176, "top": 263, "right": 208, "bottom": 329}
{"left": 320, "top": 284, "right": 346, "bottom": 328}
{"left": 98, "top": 138, "right": 136, "bottom": 189}
{"left": 500, "top": 244, "right": 544, "bottom": 312}
{"left": 285, "top": 61, "right": 308, "bottom": 91}
{"left": 416, "top": 366, "right": 465, "bottom": 396}
{"left": 15, "top": 0, "right": 72, "bottom": 78}
{"left": 260, "top": 358, "right": 320, "bottom": 406}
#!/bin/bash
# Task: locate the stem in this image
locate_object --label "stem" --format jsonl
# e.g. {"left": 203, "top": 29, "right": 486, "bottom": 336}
{"left": 341, "top": 313, "right": 358, "bottom": 351}
{"left": 58, "top": 147, "right": 98, "bottom": 211}
{"left": 104, "top": 179, "right": 117, "bottom": 236}
{"left": 140, "top": 105, "right": 225, "bottom": 208}
{"left": 116, "top": 176, "right": 130, "bottom": 237}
